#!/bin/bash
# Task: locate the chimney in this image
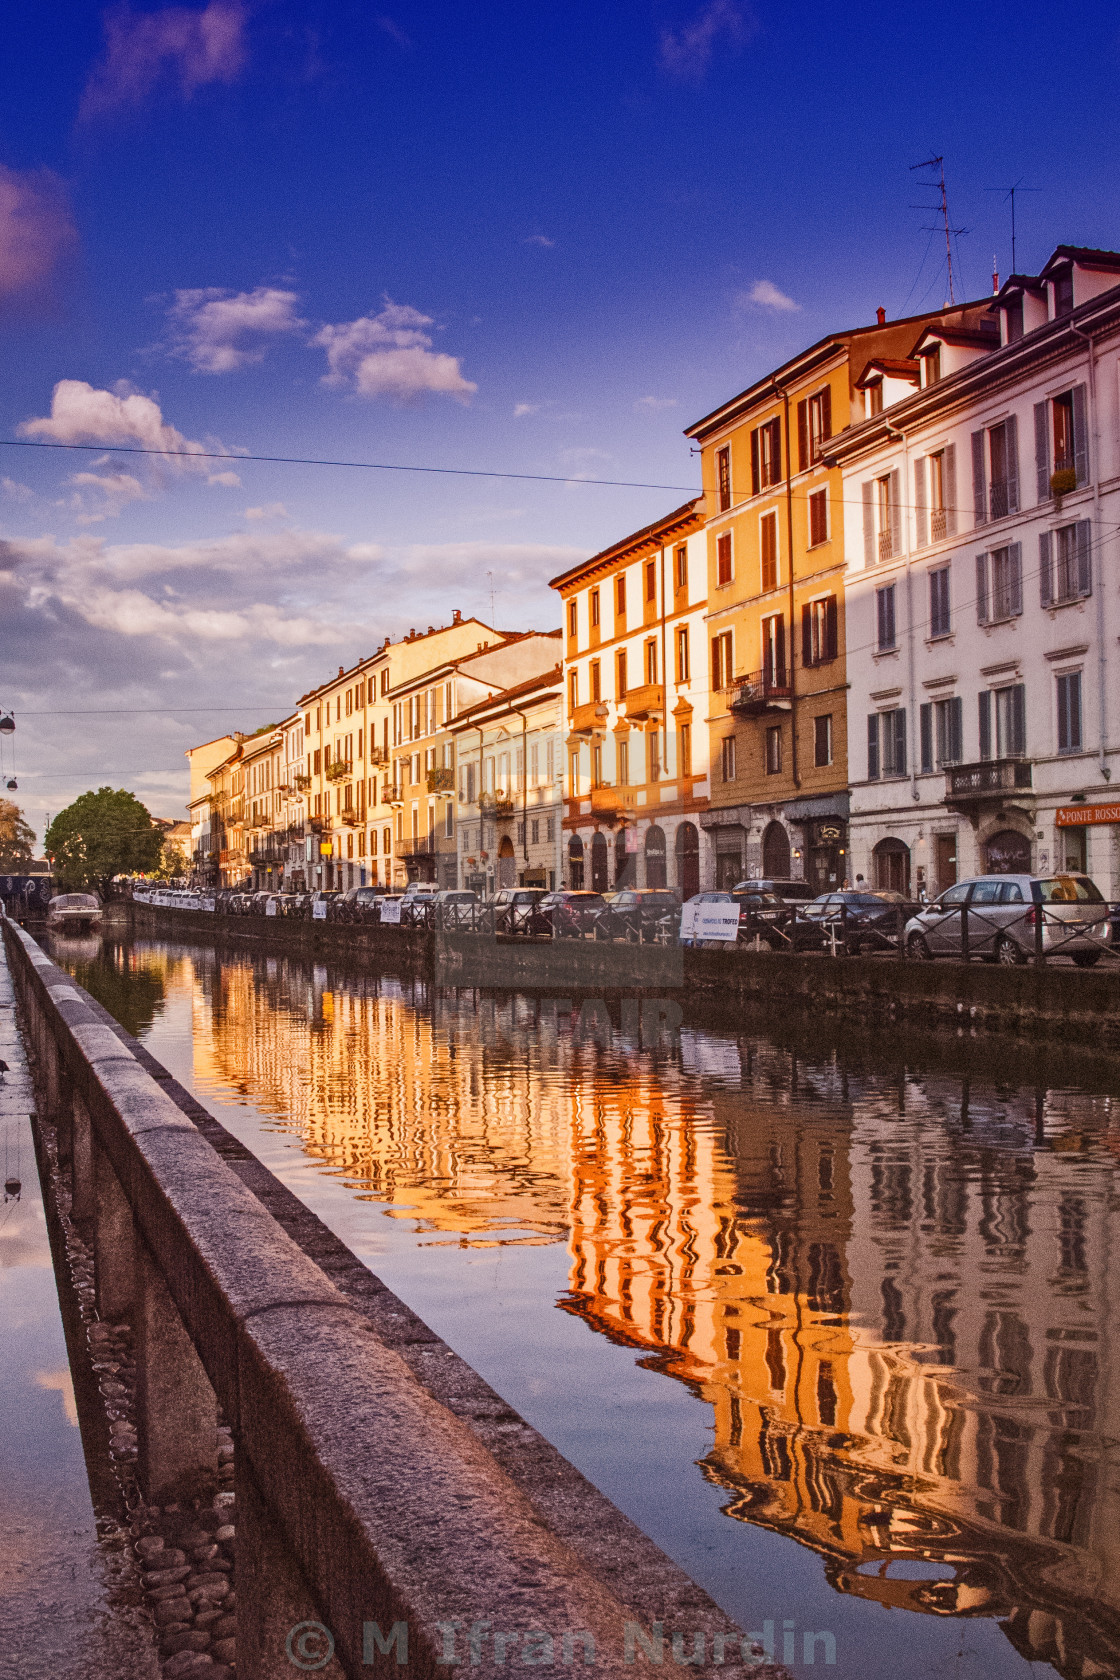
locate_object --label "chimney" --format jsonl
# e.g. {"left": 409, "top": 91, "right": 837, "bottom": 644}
{"left": 338, "top": 666, "right": 344, "bottom": 676}
{"left": 992, "top": 258, "right": 1000, "bottom": 295}
{"left": 876, "top": 306, "right": 886, "bottom": 325}
{"left": 452, "top": 609, "right": 462, "bottom": 624}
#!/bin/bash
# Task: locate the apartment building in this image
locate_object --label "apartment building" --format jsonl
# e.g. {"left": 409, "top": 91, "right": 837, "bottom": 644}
{"left": 828, "top": 245, "right": 1120, "bottom": 897}
{"left": 204, "top": 742, "right": 246, "bottom": 887}
{"left": 389, "top": 632, "right": 561, "bottom": 887}
{"left": 684, "top": 303, "right": 988, "bottom": 891}
{"left": 185, "top": 734, "right": 240, "bottom": 886}
{"left": 453, "top": 665, "right": 563, "bottom": 893}
{"left": 550, "top": 501, "right": 709, "bottom": 893}
{"left": 297, "top": 613, "right": 503, "bottom": 891}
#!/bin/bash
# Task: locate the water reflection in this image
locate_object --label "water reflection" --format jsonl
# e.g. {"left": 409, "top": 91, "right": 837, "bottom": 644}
{"left": 59, "top": 937, "right": 1120, "bottom": 1680}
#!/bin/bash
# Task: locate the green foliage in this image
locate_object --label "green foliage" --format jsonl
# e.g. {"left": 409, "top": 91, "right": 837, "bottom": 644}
{"left": 0, "top": 798, "right": 36, "bottom": 870}
{"left": 45, "top": 787, "right": 164, "bottom": 893}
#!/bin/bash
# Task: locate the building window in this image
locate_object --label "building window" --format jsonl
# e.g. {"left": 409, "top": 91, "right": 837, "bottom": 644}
{"left": 647, "top": 732, "right": 661, "bottom": 782}
{"left": 645, "top": 640, "right": 658, "bottom": 683}
{"left": 568, "top": 600, "right": 578, "bottom": 639}
{"left": 802, "top": 596, "right": 838, "bottom": 667}
{"left": 765, "top": 726, "right": 782, "bottom": 775}
{"left": 1053, "top": 269, "right": 1074, "bottom": 317}
{"left": 920, "top": 696, "right": 963, "bottom": 771}
{"left": 679, "top": 722, "right": 692, "bottom": 778}
{"left": 676, "top": 626, "right": 690, "bottom": 682}
{"left": 717, "top": 446, "right": 731, "bottom": 512}
{"left": 569, "top": 669, "right": 579, "bottom": 711}
{"left": 721, "top": 735, "right": 737, "bottom": 782}
{"left": 1056, "top": 673, "right": 1082, "bottom": 754}
{"left": 1042, "top": 521, "right": 1092, "bottom": 606}
{"left": 751, "top": 417, "right": 781, "bottom": 494}
{"left": 592, "top": 743, "right": 603, "bottom": 786}
{"left": 761, "top": 510, "right": 779, "bottom": 591}
{"left": 929, "top": 565, "right": 951, "bottom": 638}
{"left": 445, "top": 803, "right": 454, "bottom": 838}
{"left": 976, "top": 544, "right": 1022, "bottom": 624}
{"left": 808, "top": 488, "right": 828, "bottom": 547}
{"left": 590, "top": 587, "right": 600, "bottom": 627}
{"left": 875, "top": 584, "right": 897, "bottom": 652}
{"left": 921, "top": 446, "right": 956, "bottom": 543}
{"left": 988, "top": 418, "right": 1019, "bottom": 520}
{"left": 675, "top": 544, "right": 688, "bottom": 590}
{"left": 876, "top": 474, "right": 894, "bottom": 560}
{"left": 712, "top": 630, "right": 733, "bottom": 691}
{"left": 762, "top": 614, "right": 786, "bottom": 687}
{"left": 546, "top": 817, "right": 555, "bottom": 841}
{"left": 618, "top": 739, "right": 629, "bottom": 785}
{"left": 867, "top": 379, "right": 884, "bottom": 415}
{"left": 640, "top": 560, "right": 653, "bottom": 603}
{"left": 590, "top": 660, "right": 601, "bottom": 702}
{"left": 569, "top": 752, "right": 581, "bottom": 795}
{"left": 616, "top": 574, "right": 626, "bottom": 616}
{"left": 814, "top": 714, "right": 832, "bottom": 768}
{"left": 922, "top": 346, "right": 941, "bottom": 386}
{"left": 616, "top": 647, "right": 628, "bottom": 697}
{"left": 717, "top": 532, "right": 733, "bottom": 586}
{"left": 531, "top": 818, "right": 539, "bottom": 844}
{"left": 797, "top": 387, "right": 832, "bottom": 471}
{"left": 867, "top": 709, "right": 906, "bottom": 780}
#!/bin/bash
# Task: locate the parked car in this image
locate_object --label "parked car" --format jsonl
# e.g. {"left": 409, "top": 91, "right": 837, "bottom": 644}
{"left": 432, "top": 889, "right": 481, "bottom": 927}
{"left": 527, "top": 891, "right": 606, "bottom": 938}
{"left": 731, "top": 878, "right": 818, "bottom": 904}
{"left": 789, "top": 890, "right": 912, "bottom": 956}
{"left": 491, "top": 886, "right": 550, "bottom": 934}
{"left": 904, "top": 873, "right": 1110, "bottom": 966}
{"left": 593, "top": 888, "right": 679, "bottom": 943}
{"left": 399, "top": 881, "right": 443, "bottom": 927}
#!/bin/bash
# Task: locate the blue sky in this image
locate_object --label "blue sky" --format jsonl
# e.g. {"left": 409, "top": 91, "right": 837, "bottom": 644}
{"left": 2, "top": 0, "right": 1119, "bottom": 834}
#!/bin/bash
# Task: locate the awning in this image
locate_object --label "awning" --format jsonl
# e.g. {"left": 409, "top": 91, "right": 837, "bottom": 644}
{"left": 783, "top": 793, "right": 851, "bottom": 823}
{"left": 699, "top": 804, "right": 751, "bottom": 831}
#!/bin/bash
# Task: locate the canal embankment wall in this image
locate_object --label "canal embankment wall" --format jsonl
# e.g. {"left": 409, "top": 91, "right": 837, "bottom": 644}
{"left": 123, "top": 900, "right": 1120, "bottom": 1051}
{"left": 4, "top": 916, "right": 777, "bottom": 1680}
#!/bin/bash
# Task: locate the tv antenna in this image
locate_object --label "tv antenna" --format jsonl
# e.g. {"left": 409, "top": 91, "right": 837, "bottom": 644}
{"left": 910, "top": 155, "right": 966, "bottom": 304}
{"left": 984, "top": 180, "right": 1041, "bottom": 275}
{"left": 487, "top": 570, "right": 496, "bottom": 623}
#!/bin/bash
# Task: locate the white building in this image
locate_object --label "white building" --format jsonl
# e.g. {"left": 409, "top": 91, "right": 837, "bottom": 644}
{"left": 453, "top": 668, "right": 564, "bottom": 893}
{"left": 829, "top": 246, "right": 1120, "bottom": 898}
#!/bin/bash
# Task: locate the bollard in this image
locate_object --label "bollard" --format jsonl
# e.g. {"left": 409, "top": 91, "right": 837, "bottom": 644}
{"left": 1035, "top": 901, "right": 1045, "bottom": 968}
{"left": 236, "top": 1458, "right": 346, "bottom": 1680}
{"left": 94, "top": 1140, "right": 136, "bottom": 1320}
{"left": 135, "top": 1239, "right": 219, "bottom": 1504}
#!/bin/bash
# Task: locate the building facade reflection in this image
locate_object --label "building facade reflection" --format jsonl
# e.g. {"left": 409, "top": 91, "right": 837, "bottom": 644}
{"left": 62, "top": 939, "right": 1120, "bottom": 1680}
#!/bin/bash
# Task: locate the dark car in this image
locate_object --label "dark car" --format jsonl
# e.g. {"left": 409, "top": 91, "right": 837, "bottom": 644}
{"left": 593, "top": 889, "right": 679, "bottom": 943}
{"left": 789, "top": 890, "right": 911, "bottom": 955}
{"left": 527, "top": 891, "right": 606, "bottom": 938}
{"left": 731, "top": 878, "right": 818, "bottom": 905}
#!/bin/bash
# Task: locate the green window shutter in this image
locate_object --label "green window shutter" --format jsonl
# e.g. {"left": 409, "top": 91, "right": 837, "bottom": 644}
{"left": 975, "top": 552, "right": 989, "bottom": 624}
{"left": 978, "top": 690, "right": 992, "bottom": 760}
{"left": 867, "top": 715, "right": 880, "bottom": 781}
{"left": 920, "top": 704, "right": 933, "bottom": 773}
{"left": 1072, "top": 384, "right": 1089, "bottom": 485}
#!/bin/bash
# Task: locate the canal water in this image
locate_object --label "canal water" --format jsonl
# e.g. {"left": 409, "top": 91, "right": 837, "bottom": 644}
{"left": 51, "top": 929, "right": 1120, "bottom": 1680}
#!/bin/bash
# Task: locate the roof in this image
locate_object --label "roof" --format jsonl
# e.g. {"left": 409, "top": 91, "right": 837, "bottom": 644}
{"left": 1039, "top": 245, "right": 1120, "bottom": 277}
{"left": 909, "top": 321, "right": 999, "bottom": 353}
{"left": 548, "top": 498, "right": 702, "bottom": 591}
{"left": 855, "top": 357, "right": 920, "bottom": 388}
{"left": 451, "top": 665, "right": 563, "bottom": 727}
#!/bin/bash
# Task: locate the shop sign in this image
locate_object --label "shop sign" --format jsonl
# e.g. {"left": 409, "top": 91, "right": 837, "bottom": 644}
{"left": 1056, "top": 804, "right": 1120, "bottom": 827}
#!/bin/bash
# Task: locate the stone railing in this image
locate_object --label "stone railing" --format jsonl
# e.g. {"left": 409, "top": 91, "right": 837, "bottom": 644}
{"left": 4, "top": 920, "right": 751, "bottom": 1679}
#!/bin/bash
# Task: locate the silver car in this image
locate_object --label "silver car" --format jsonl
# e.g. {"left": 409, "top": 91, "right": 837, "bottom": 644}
{"left": 904, "top": 873, "right": 1110, "bottom": 967}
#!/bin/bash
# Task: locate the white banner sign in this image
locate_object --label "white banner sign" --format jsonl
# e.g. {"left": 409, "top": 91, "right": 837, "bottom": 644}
{"left": 680, "top": 899, "right": 740, "bottom": 942}
{"left": 379, "top": 898, "right": 402, "bottom": 924}
{"left": 312, "top": 899, "right": 328, "bottom": 920}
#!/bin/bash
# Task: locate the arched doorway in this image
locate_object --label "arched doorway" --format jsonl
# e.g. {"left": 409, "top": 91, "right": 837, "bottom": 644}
{"left": 498, "top": 834, "right": 516, "bottom": 888}
{"left": 675, "top": 822, "right": 700, "bottom": 900}
{"left": 567, "top": 834, "right": 584, "bottom": 888}
{"left": 762, "top": 820, "right": 790, "bottom": 879}
{"left": 985, "top": 828, "right": 1031, "bottom": 874}
{"left": 615, "top": 826, "right": 637, "bottom": 887}
{"left": 590, "top": 831, "right": 608, "bottom": 892}
{"left": 873, "top": 837, "right": 911, "bottom": 894}
{"left": 644, "top": 825, "right": 667, "bottom": 888}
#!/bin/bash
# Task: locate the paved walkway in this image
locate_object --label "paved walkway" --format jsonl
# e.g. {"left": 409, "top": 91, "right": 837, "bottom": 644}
{"left": 0, "top": 931, "right": 157, "bottom": 1680}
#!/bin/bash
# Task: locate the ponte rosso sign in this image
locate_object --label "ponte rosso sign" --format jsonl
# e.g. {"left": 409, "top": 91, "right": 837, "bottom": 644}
{"left": 1055, "top": 804, "right": 1120, "bottom": 827}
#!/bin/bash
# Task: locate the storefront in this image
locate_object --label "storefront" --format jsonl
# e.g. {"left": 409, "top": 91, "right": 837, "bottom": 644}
{"left": 784, "top": 794, "right": 851, "bottom": 894}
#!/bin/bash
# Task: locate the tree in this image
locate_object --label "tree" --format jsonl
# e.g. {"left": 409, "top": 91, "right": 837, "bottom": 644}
{"left": 0, "top": 798, "right": 36, "bottom": 870}
{"left": 45, "top": 787, "right": 164, "bottom": 894}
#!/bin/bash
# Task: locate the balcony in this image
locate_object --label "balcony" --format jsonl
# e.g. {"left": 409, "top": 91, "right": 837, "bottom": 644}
{"left": 726, "top": 671, "right": 792, "bottom": 715}
{"left": 989, "top": 481, "right": 1013, "bottom": 520}
{"left": 623, "top": 683, "right": 664, "bottom": 721}
{"left": 368, "top": 745, "right": 388, "bottom": 767}
{"left": 570, "top": 700, "right": 608, "bottom": 735}
{"left": 590, "top": 785, "right": 637, "bottom": 821}
{"left": 945, "top": 758, "right": 1033, "bottom": 808}
{"left": 307, "top": 814, "right": 329, "bottom": 834}
{"left": 292, "top": 772, "right": 311, "bottom": 791}
{"left": 427, "top": 766, "right": 454, "bottom": 793}
{"left": 479, "top": 793, "right": 516, "bottom": 818}
{"left": 931, "top": 507, "right": 948, "bottom": 542}
{"left": 325, "top": 759, "right": 352, "bottom": 783}
{"left": 878, "top": 532, "right": 894, "bottom": 563}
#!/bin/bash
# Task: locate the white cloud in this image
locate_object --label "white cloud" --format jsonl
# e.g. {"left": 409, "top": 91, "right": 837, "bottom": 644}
{"left": 244, "top": 503, "right": 288, "bottom": 520}
{"left": 80, "top": 0, "right": 248, "bottom": 119}
{"left": 67, "top": 470, "right": 150, "bottom": 524}
{"left": 167, "top": 286, "right": 307, "bottom": 373}
{"left": 1, "top": 477, "right": 33, "bottom": 501}
{"left": 739, "top": 279, "right": 799, "bottom": 313}
{"left": 0, "top": 165, "right": 77, "bottom": 301}
{"left": 514, "top": 402, "right": 541, "bottom": 418}
{"left": 634, "top": 395, "right": 678, "bottom": 412}
{"left": 660, "top": 0, "right": 754, "bottom": 79}
{"left": 314, "top": 300, "right": 477, "bottom": 403}
{"left": 19, "top": 380, "right": 227, "bottom": 470}
{"left": 207, "top": 470, "right": 241, "bottom": 487}
{"left": 392, "top": 541, "right": 584, "bottom": 585}
{"left": 71, "top": 587, "right": 340, "bottom": 646}
{"left": 523, "top": 234, "right": 555, "bottom": 248}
